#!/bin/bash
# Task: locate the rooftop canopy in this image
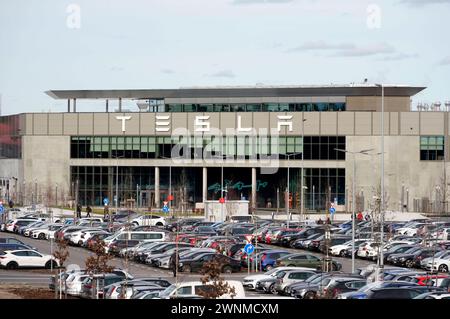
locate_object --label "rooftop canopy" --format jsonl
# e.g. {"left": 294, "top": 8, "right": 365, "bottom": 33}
{"left": 46, "top": 85, "right": 426, "bottom": 100}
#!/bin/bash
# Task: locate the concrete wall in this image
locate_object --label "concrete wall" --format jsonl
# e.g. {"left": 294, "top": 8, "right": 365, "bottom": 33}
{"left": 19, "top": 111, "right": 448, "bottom": 137}
{"left": 0, "top": 159, "right": 22, "bottom": 201}
{"left": 346, "top": 136, "right": 449, "bottom": 212}
{"left": 21, "top": 136, "right": 71, "bottom": 204}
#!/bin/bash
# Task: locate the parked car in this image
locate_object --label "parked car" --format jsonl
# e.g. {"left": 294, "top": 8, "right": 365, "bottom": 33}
{"left": 131, "top": 214, "right": 166, "bottom": 227}
{"left": 274, "top": 269, "right": 317, "bottom": 295}
{"left": 179, "top": 253, "right": 241, "bottom": 273}
{"left": 80, "top": 273, "right": 126, "bottom": 299}
{"left": 256, "top": 250, "right": 291, "bottom": 271}
{"left": 159, "top": 280, "right": 246, "bottom": 299}
{"left": 0, "top": 249, "right": 58, "bottom": 269}
{"left": 275, "top": 253, "right": 342, "bottom": 271}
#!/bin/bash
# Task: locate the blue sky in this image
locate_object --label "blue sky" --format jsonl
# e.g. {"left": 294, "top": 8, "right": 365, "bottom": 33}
{"left": 1, "top": 0, "right": 449, "bottom": 114}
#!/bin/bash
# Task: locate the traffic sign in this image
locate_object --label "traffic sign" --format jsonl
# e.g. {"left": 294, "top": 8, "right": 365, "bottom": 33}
{"left": 329, "top": 207, "right": 336, "bottom": 214}
{"left": 162, "top": 204, "right": 169, "bottom": 213}
{"left": 219, "top": 197, "right": 225, "bottom": 204}
{"left": 103, "top": 197, "right": 109, "bottom": 205}
{"left": 0, "top": 205, "right": 4, "bottom": 214}
{"left": 244, "top": 243, "right": 255, "bottom": 255}
{"left": 167, "top": 195, "right": 174, "bottom": 201}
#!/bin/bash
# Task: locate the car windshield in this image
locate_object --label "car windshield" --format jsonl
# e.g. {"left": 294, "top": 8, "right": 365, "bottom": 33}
{"left": 160, "top": 284, "right": 176, "bottom": 298}
{"left": 405, "top": 247, "right": 421, "bottom": 254}
{"left": 264, "top": 268, "right": 280, "bottom": 276}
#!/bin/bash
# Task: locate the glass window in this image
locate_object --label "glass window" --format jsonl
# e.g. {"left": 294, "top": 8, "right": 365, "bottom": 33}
{"left": 420, "top": 135, "right": 444, "bottom": 161}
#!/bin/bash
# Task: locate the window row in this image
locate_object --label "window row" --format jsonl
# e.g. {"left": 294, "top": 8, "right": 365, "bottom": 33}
{"left": 71, "top": 136, "right": 346, "bottom": 160}
{"left": 420, "top": 135, "right": 445, "bottom": 161}
{"left": 162, "top": 103, "right": 346, "bottom": 113}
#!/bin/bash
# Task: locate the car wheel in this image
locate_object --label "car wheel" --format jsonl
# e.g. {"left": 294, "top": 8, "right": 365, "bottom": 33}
{"left": 182, "top": 265, "right": 191, "bottom": 273}
{"left": 45, "top": 260, "right": 58, "bottom": 269}
{"left": 38, "top": 233, "right": 46, "bottom": 240}
{"left": 6, "top": 262, "right": 19, "bottom": 270}
{"left": 406, "top": 260, "right": 414, "bottom": 268}
{"left": 171, "top": 227, "right": 177, "bottom": 232}
{"left": 331, "top": 263, "right": 338, "bottom": 271}
{"left": 132, "top": 222, "right": 139, "bottom": 227}
{"left": 304, "top": 291, "right": 315, "bottom": 299}
{"left": 265, "top": 265, "right": 273, "bottom": 271}
{"left": 78, "top": 240, "right": 83, "bottom": 246}
{"left": 156, "top": 222, "right": 163, "bottom": 227}
{"left": 438, "top": 264, "right": 449, "bottom": 273}
{"left": 339, "top": 250, "right": 346, "bottom": 257}
{"left": 287, "top": 264, "right": 295, "bottom": 267}
{"left": 222, "top": 265, "right": 233, "bottom": 274}
{"left": 269, "top": 284, "right": 277, "bottom": 295}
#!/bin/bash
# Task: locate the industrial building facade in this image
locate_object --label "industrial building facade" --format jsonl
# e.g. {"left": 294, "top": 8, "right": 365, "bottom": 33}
{"left": 1, "top": 85, "right": 448, "bottom": 214}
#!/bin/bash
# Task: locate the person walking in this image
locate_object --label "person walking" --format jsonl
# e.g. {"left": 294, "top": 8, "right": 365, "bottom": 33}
{"left": 170, "top": 249, "right": 179, "bottom": 277}
{"left": 86, "top": 205, "right": 92, "bottom": 218}
{"left": 76, "top": 204, "right": 82, "bottom": 219}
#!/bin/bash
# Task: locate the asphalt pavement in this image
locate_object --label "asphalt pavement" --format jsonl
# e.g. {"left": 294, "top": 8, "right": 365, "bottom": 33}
{"left": 0, "top": 231, "right": 375, "bottom": 297}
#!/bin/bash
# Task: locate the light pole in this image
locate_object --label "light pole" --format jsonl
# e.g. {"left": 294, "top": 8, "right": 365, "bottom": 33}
{"left": 375, "top": 83, "right": 385, "bottom": 279}
{"left": 286, "top": 152, "right": 302, "bottom": 228}
{"left": 301, "top": 118, "right": 307, "bottom": 222}
{"left": 161, "top": 156, "right": 173, "bottom": 215}
{"left": 335, "top": 147, "right": 374, "bottom": 273}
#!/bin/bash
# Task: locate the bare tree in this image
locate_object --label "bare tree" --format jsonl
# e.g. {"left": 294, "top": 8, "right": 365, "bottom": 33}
{"left": 197, "top": 259, "right": 236, "bottom": 299}
{"left": 85, "top": 240, "right": 114, "bottom": 274}
{"left": 53, "top": 239, "right": 69, "bottom": 268}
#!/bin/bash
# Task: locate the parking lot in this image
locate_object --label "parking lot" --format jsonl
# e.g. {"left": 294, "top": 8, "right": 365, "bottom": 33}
{"left": 1, "top": 209, "right": 450, "bottom": 299}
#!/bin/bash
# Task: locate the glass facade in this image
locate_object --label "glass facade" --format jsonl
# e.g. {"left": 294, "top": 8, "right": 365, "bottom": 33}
{"left": 70, "top": 136, "right": 346, "bottom": 161}
{"left": 304, "top": 168, "right": 346, "bottom": 210}
{"left": 164, "top": 103, "right": 345, "bottom": 113}
{"left": 0, "top": 115, "right": 21, "bottom": 159}
{"left": 70, "top": 166, "right": 202, "bottom": 207}
{"left": 420, "top": 136, "right": 444, "bottom": 160}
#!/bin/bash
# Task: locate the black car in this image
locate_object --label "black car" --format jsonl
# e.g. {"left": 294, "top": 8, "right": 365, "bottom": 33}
{"left": 364, "top": 286, "right": 446, "bottom": 299}
{"left": 291, "top": 233, "right": 323, "bottom": 249}
{"left": 325, "top": 278, "right": 368, "bottom": 298}
{"left": 179, "top": 253, "right": 241, "bottom": 273}
{"left": 383, "top": 244, "right": 416, "bottom": 262}
{"left": 288, "top": 228, "right": 325, "bottom": 248}
{"left": 108, "top": 239, "right": 141, "bottom": 256}
{"left": 386, "top": 246, "right": 421, "bottom": 265}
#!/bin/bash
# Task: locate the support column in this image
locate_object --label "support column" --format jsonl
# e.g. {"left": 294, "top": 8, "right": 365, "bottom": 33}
{"left": 155, "top": 167, "right": 160, "bottom": 208}
{"left": 251, "top": 167, "right": 257, "bottom": 211}
{"left": 106, "top": 99, "right": 109, "bottom": 113}
{"left": 73, "top": 98, "right": 77, "bottom": 112}
{"left": 202, "top": 167, "right": 208, "bottom": 203}
{"left": 67, "top": 99, "right": 71, "bottom": 112}
{"left": 119, "top": 97, "right": 122, "bottom": 112}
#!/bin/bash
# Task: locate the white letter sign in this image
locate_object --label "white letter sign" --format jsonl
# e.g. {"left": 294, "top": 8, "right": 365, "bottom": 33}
{"left": 116, "top": 116, "right": 131, "bottom": 132}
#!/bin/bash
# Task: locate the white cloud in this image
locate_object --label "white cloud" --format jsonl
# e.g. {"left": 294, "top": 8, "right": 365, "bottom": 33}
{"left": 377, "top": 53, "right": 419, "bottom": 61}
{"left": 287, "top": 41, "right": 396, "bottom": 57}
{"left": 208, "top": 70, "right": 236, "bottom": 78}
{"left": 232, "top": 0, "right": 294, "bottom": 4}
{"left": 400, "top": 0, "right": 450, "bottom": 6}
{"left": 439, "top": 56, "right": 450, "bottom": 65}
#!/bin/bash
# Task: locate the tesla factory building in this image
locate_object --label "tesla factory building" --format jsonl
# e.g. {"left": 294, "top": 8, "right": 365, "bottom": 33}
{"left": 0, "top": 85, "right": 448, "bottom": 215}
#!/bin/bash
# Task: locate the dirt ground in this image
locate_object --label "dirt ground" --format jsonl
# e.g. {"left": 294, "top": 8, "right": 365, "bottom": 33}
{"left": 0, "top": 284, "right": 65, "bottom": 299}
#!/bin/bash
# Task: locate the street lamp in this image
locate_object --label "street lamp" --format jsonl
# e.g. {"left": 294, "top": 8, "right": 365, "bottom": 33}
{"left": 285, "top": 152, "right": 302, "bottom": 228}
{"left": 335, "top": 147, "right": 374, "bottom": 273}
{"left": 301, "top": 118, "right": 307, "bottom": 222}
{"left": 160, "top": 156, "right": 173, "bottom": 216}
{"left": 375, "top": 83, "right": 385, "bottom": 279}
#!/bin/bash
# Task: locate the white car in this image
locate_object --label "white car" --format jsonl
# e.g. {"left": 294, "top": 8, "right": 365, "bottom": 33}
{"left": 131, "top": 215, "right": 166, "bottom": 227}
{"left": 432, "top": 228, "right": 450, "bottom": 240}
{"left": 0, "top": 249, "right": 59, "bottom": 269}
{"left": 65, "top": 272, "right": 90, "bottom": 296}
{"left": 330, "top": 239, "right": 367, "bottom": 257}
{"left": 428, "top": 255, "right": 450, "bottom": 273}
{"left": 242, "top": 266, "right": 302, "bottom": 290}
{"left": 31, "top": 224, "right": 63, "bottom": 240}
{"left": 421, "top": 250, "right": 450, "bottom": 269}
{"left": 357, "top": 241, "right": 381, "bottom": 260}
{"left": 68, "top": 228, "right": 103, "bottom": 246}
{"left": 5, "top": 219, "right": 38, "bottom": 232}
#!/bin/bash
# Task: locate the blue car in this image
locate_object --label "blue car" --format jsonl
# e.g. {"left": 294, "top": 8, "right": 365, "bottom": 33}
{"left": 257, "top": 250, "right": 291, "bottom": 271}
